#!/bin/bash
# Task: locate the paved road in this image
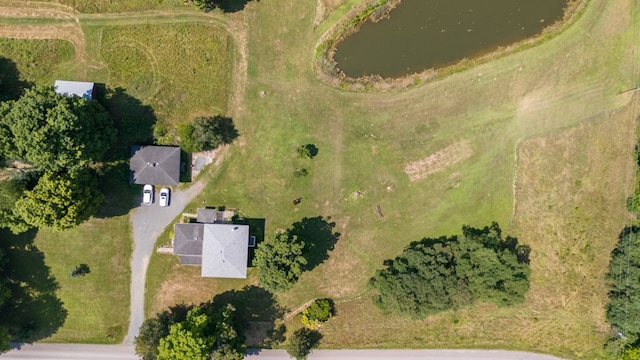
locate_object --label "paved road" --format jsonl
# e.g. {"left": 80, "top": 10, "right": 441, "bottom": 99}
{"left": 123, "top": 181, "right": 205, "bottom": 344}
{"left": 1, "top": 344, "right": 565, "bottom": 360}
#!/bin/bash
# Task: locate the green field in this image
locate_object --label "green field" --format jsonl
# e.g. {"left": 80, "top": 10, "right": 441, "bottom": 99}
{"left": 146, "top": 0, "right": 639, "bottom": 357}
{"left": 0, "top": 0, "right": 638, "bottom": 357}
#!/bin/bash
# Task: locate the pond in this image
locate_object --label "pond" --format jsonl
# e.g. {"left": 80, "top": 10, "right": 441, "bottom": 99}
{"left": 333, "top": 0, "right": 568, "bottom": 78}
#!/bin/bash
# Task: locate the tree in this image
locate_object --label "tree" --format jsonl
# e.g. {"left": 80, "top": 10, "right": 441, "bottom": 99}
{"left": 370, "top": 223, "right": 530, "bottom": 318}
{"left": 179, "top": 115, "right": 238, "bottom": 153}
{"left": 0, "top": 249, "right": 10, "bottom": 353}
{"left": 0, "top": 85, "right": 115, "bottom": 173}
{"left": 296, "top": 144, "right": 318, "bottom": 159}
{"left": 13, "top": 170, "right": 104, "bottom": 231}
{"left": 137, "top": 302, "right": 245, "bottom": 360}
{"left": 285, "top": 328, "right": 321, "bottom": 360}
{"left": 254, "top": 230, "right": 307, "bottom": 292}
{"left": 301, "top": 299, "right": 333, "bottom": 328}
{"left": 135, "top": 305, "right": 190, "bottom": 360}
{"left": 606, "top": 227, "right": 640, "bottom": 345}
{"left": 158, "top": 308, "right": 213, "bottom": 360}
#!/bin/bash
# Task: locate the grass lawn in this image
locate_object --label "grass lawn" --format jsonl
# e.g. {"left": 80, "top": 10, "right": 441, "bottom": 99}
{"left": 144, "top": 0, "right": 639, "bottom": 357}
{"left": 0, "top": 14, "right": 233, "bottom": 343}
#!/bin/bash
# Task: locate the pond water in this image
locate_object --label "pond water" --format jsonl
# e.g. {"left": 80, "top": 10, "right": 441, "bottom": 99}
{"left": 333, "top": 0, "right": 568, "bottom": 78}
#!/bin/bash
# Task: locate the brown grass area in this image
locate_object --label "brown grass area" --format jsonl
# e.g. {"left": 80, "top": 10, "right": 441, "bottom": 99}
{"left": 404, "top": 140, "right": 473, "bottom": 181}
{"left": 150, "top": 262, "right": 257, "bottom": 315}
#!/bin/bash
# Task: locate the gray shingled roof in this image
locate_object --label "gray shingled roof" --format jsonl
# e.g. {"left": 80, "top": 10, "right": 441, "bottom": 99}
{"left": 130, "top": 146, "right": 181, "bottom": 185}
{"left": 201, "top": 224, "right": 249, "bottom": 278}
{"left": 173, "top": 223, "right": 204, "bottom": 265}
{"left": 197, "top": 208, "right": 218, "bottom": 224}
{"left": 54, "top": 80, "right": 94, "bottom": 100}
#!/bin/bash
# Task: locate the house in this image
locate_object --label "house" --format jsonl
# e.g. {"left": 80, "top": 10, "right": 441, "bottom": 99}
{"left": 173, "top": 208, "right": 250, "bottom": 278}
{"left": 54, "top": 80, "right": 95, "bottom": 100}
{"left": 130, "top": 145, "right": 181, "bottom": 186}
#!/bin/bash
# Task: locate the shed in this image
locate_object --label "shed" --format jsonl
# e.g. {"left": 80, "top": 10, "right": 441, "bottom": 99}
{"left": 54, "top": 80, "right": 95, "bottom": 100}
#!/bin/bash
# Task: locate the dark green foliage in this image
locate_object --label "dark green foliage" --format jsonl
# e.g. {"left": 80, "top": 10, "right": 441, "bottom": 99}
{"left": 285, "top": 327, "right": 322, "bottom": 360}
{"left": 69, "top": 264, "right": 90, "bottom": 278}
{"left": 301, "top": 299, "right": 333, "bottom": 327}
{"left": 191, "top": 0, "right": 254, "bottom": 13}
{"left": 0, "top": 85, "right": 115, "bottom": 173}
{"left": 136, "top": 302, "right": 245, "bottom": 360}
{"left": 606, "top": 227, "right": 640, "bottom": 345}
{"left": 370, "top": 222, "right": 530, "bottom": 318}
{"left": 135, "top": 304, "right": 190, "bottom": 360}
{"left": 296, "top": 144, "right": 318, "bottom": 159}
{"left": 13, "top": 170, "right": 104, "bottom": 232}
{"left": 179, "top": 115, "right": 238, "bottom": 153}
{"left": 254, "top": 231, "right": 307, "bottom": 292}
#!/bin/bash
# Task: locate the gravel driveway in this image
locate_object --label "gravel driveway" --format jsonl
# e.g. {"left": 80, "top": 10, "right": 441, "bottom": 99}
{"left": 123, "top": 181, "right": 205, "bottom": 344}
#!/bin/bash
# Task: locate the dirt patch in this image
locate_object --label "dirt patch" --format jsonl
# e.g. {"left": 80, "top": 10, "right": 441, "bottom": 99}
{"left": 404, "top": 140, "right": 473, "bottom": 181}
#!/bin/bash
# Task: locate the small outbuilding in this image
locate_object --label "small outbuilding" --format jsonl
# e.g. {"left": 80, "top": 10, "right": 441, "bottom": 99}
{"left": 130, "top": 145, "right": 181, "bottom": 186}
{"left": 54, "top": 80, "right": 95, "bottom": 100}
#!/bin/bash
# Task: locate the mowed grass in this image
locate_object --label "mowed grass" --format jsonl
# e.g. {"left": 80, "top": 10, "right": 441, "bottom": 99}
{"left": 34, "top": 216, "right": 132, "bottom": 343}
{"left": 40, "top": 0, "right": 184, "bottom": 13}
{"left": 144, "top": 0, "right": 639, "bottom": 357}
{"left": 0, "top": 18, "right": 233, "bottom": 342}
{"left": 95, "top": 23, "right": 233, "bottom": 131}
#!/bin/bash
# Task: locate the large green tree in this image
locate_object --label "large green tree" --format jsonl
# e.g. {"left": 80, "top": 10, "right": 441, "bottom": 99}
{"left": 606, "top": 227, "right": 640, "bottom": 345}
{"left": 0, "top": 248, "right": 10, "bottom": 353}
{"left": 13, "top": 170, "right": 103, "bottom": 231}
{"left": 136, "top": 302, "right": 245, "bottom": 360}
{"left": 254, "top": 230, "right": 307, "bottom": 292}
{"left": 285, "top": 328, "right": 321, "bottom": 360}
{"left": 370, "top": 223, "right": 530, "bottom": 318}
{"left": 0, "top": 85, "right": 115, "bottom": 173}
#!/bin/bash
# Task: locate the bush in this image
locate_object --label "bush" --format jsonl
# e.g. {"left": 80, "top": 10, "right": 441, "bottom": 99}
{"left": 296, "top": 144, "right": 318, "bottom": 159}
{"left": 301, "top": 299, "right": 333, "bottom": 328}
{"left": 178, "top": 116, "right": 238, "bottom": 153}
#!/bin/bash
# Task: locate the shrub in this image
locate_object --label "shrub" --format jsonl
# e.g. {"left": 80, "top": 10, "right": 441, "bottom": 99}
{"left": 179, "top": 116, "right": 238, "bottom": 153}
{"left": 301, "top": 299, "right": 333, "bottom": 328}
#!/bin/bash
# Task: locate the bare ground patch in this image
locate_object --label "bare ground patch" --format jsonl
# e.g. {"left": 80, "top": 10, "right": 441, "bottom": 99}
{"left": 404, "top": 140, "right": 473, "bottom": 181}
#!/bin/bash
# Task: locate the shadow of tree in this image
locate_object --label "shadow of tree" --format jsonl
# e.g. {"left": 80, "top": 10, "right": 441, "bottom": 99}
{"left": 211, "top": 285, "right": 285, "bottom": 347}
{"left": 290, "top": 216, "right": 340, "bottom": 272}
{"left": 0, "top": 229, "right": 67, "bottom": 343}
{"left": 197, "top": 0, "right": 258, "bottom": 13}
{"left": 0, "top": 57, "right": 30, "bottom": 101}
{"left": 95, "top": 85, "right": 157, "bottom": 161}
{"left": 92, "top": 85, "right": 157, "bottom": 218}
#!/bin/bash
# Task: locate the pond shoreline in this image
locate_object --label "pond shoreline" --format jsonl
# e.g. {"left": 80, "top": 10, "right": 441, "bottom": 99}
{"left": 313, "top": 0, "right": 588, "bottom": 92}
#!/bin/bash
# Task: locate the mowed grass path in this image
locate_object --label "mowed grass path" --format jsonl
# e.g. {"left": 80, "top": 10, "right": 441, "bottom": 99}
{"left": 146, "top": 0, "right": 639, "bottom": 358}
{"left": 0, "top": 7, "right": 234, "bottom": 342}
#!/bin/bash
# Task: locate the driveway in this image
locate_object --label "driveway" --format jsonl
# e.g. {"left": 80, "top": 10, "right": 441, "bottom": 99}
{"left": 123, "top": 181, "right": 205, "bottom": 344}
